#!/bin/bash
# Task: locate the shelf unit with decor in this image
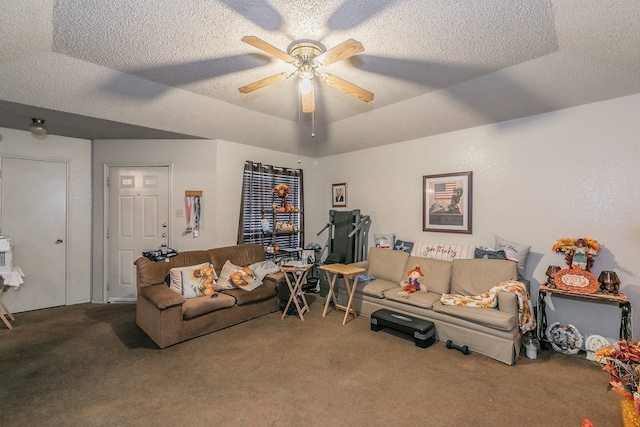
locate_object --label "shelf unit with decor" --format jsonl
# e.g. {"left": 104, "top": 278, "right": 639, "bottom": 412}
{"left": 261, "top": 209, "right": 304, "bottom": 263}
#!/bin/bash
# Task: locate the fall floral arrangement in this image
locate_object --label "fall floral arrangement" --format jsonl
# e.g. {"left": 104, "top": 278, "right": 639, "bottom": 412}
{"left": 552, "top": 237, "right": 601, "bottom": 270}
{"left": 552, "top": 237, "right": 601, "bottom": 257}
{"left": 596, "top": 340, "right": 640, "bottom": 414}
{"left": 272, "top": 184, "right": 289, "bottom": 199}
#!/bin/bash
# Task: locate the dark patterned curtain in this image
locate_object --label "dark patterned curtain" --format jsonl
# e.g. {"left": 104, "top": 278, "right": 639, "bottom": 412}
{"left": 237, "top": 161, "right": 304, "bottom": 250}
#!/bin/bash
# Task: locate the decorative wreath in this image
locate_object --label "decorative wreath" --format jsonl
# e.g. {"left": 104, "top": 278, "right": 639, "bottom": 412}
{"left": 546, "top": 322, "right": 583, "bottom": 355}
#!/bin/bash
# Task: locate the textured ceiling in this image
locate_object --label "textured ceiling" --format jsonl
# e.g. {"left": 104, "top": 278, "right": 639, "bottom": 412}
{"left": 1, "top": 0, "right": 639, "bottom": 156}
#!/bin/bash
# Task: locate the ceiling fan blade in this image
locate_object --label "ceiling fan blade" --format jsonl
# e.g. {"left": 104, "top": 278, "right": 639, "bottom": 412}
{"left": 300, "top": 82, "right": 315, "bottom": 113}
{"left": 321, "top": 74, "right": 374, "bottom": 103}
{"left": 238, "top": 72, "right": 289, "bottom": 93}
{"left": 315, "top": 39, "right": 364, "bottom": 66}
{"left": 241, "top": 36, "right": 295, "bottom": 63}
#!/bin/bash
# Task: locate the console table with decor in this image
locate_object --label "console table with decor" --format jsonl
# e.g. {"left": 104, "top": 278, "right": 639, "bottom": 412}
{"left": 537, "top": 284, "right": 632, "bottom": 345}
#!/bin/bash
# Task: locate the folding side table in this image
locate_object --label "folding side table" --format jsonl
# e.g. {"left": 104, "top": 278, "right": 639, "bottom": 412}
{"left": 280, "top": 264, "right": 312, "bottom": 320}
{"left": 319, "top": 263, "right": 365, "bottom": 325}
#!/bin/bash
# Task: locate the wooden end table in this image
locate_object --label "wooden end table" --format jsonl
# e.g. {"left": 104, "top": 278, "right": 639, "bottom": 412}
{"left": 319, "top": 263, "right": 365, "bottom": 325}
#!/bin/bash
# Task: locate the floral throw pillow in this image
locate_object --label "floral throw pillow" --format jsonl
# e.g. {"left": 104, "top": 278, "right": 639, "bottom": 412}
{"left": 169, "top": 262, "right": 210, "bottom": 295}
{"left": 230, "top": 267, "right": 263, "bottom": 291}
{"left": 180, "top": 267, "right": 215, "bottom": 298}
{"left": 216, "top": 260, "right": 244, "bottom": 290}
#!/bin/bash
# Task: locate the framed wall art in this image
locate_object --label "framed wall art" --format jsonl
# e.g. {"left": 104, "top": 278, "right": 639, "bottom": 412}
{"left": 423, "top": 171, "right": 472, "bottom": 234}
{"left": 332, "top": 183, "right": 347, "bottom": 207}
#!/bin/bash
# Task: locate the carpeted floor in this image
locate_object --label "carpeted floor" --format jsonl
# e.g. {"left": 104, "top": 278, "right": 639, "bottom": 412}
{"left": 0, "top": 296, "right": 622, "bottom": 426}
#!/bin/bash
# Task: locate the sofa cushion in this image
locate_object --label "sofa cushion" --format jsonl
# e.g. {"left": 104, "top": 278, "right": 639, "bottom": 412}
{"left": 404, "top": 256, "right": 452, "bottom": 295}
{"left": 169, "top": 262, "right": 211, "bottom": 296}
{"left": 366, "top": 247, "right": 410, "bottom": 283}
{"left": 410, "top": 241, "right": 475, "bottom": 261}
{"left": 217, "top": 260, "right": 245, "bottom": 290}
{"left": 393, "top": 239, "right": 414, "bottom": 253}
{"left": 432, "top": 301, "right": 517, "bottom": 332}
{"left": 222, "top": 280, "right": 277, "bottom": 306}
{"left": 474, "top": 247, "right": 507, "bottom": 260}
{"left": 384, "top": 290, "right": 442, "bottom": 309}
{"left": 359, "top": 279, "right": 399, "bottom": 299}
{"left": 181, "top": 266, "right": 216, "bottom": 298}
{"left": 208, "top": 244, "right": 266, "bottom": 277}
{"left": 495, "top": 236, "right": 530, "bottom": 279}
{"left": 182, "top": 293, "right": 236, "bottom": 320}
{"left": 230, "top": 267, "right": 262, "bottom": 291}
{"left": 450, "top": 259, "right": 517, "bottom": 296}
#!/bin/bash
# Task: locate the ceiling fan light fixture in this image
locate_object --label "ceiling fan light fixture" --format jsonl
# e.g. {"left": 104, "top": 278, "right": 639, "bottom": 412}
{"left": 299, "top": 76, "right": 313, "bottom": 94}
{"left": 28, "top": 118, "right": 48, "bottom": 136}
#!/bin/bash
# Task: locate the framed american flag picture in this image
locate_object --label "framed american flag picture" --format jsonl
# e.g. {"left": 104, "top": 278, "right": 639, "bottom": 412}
{"left": 423, "top": 171, "right": 472, "bottom": 234}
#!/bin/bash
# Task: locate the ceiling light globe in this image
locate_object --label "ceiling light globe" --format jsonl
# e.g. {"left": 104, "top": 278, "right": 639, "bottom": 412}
{"left": 29, "top": 118, "right": 48, "bottom": 136}
{"left": 299, "top": 78, "right": 313, "bottom": 94}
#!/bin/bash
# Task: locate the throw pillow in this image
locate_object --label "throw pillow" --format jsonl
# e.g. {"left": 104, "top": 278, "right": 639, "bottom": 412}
{"left": 474, "top": 247, "right": 507, "bottom": 260}
{"left": 230, "top": 266, "right": 263, "bottom": 291}
{"left": 495, "top": 236, "right": 531, "bottom": 279}
{"left": 374, "top": 233, "right": 395, "bottom": 249}
{"left": 216, "top": 260, "right": 245, "bottom": 290}
{"left": 249, "top": 260, "right": 280, "bottom": 281}
{"left": 169, "top": 262, "right": 210, "bottom": 295}
{"left": 393, "top": 239, "right": 414, "bottom": 253}
{"left": 410, "top": 241, "right": 475, "bottom": 260}
{"left": 180, "top": 266, "right": 215, "bottom": 298}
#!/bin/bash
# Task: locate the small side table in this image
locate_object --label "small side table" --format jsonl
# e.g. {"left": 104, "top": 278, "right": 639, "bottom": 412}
{"left": 319, "top": 263, "right": 365, "bottom": 325}
{"left": 0, "top": 266, "right": 25, "bottom": 329}
{"left": 537, "top": 284, "right": 632, "bottom": 344}
{"left": 280, "top": 264, "right": 312, "bottom": 320}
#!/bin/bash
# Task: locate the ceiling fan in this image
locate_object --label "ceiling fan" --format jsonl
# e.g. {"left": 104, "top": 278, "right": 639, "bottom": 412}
{"left": 238, "top": 36, "right": 374, "bottom": 113}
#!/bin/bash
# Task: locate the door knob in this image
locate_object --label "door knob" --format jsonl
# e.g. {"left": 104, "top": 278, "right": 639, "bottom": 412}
{"left": 162, "top": 223, "right": 167, "bottom": 228}
{"left": 162, "top": 233, "right": 167, "bottom": 238}
{"left": 55, "top": 239, "right": 64, "bottom": 244}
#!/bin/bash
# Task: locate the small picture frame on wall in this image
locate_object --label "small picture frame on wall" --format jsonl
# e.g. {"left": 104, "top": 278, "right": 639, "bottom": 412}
{"left": 423, "top": 171, "right": 472, "bottom": 234}
{"left": 332, "top": 183, "right": 347, "bottom": 207}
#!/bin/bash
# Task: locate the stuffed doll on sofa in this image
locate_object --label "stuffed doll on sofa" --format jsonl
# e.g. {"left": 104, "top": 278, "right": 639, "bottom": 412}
{"left": 398, "top": 265, "right": 426, "bottom": 297}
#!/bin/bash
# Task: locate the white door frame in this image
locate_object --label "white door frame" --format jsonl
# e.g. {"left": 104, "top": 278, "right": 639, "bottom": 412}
{"left": 102, "top": 162, "right": 173, "bottom": 302}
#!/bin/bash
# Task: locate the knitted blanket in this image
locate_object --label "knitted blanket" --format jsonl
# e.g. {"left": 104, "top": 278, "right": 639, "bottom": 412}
{"left": 440, "top": 280, "right": 536, "bottom": 333}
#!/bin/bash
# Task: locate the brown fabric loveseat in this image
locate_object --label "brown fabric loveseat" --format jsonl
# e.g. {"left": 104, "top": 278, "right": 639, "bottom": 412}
{"left": 134, "top": 244, "right": 284, "bottom": 348}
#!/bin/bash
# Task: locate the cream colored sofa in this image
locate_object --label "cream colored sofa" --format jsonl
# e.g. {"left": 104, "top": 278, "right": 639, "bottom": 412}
{"left": 336, "top": 247, "right": 530, "bottom": 365}
{"left": 134, "top": 244, "right": 284, "bottom": 348}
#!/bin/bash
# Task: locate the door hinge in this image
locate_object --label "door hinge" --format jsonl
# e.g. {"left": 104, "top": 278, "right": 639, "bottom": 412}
{"left": 106, "top": 228, "right": 109, "bottom": 239}
{"left": 106, "top": 176, "right": 110, "bottom": 186}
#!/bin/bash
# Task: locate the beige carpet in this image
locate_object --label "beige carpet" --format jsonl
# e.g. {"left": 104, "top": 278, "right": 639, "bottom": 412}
{"left": 0, "top": 295, "right": 622, "bottom": 426}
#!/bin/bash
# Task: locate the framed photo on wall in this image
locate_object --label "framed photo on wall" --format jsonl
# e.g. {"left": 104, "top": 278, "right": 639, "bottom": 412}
{"left": 332, "top": 183, "right": 347, "bottom": 207}
{"left": 423, "top": 171, "right": 472, "bottom": 234}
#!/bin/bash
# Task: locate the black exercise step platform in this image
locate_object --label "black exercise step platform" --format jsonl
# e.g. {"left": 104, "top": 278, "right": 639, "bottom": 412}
{"left": 370, "top": 309, "right": 435, "bottom": 348}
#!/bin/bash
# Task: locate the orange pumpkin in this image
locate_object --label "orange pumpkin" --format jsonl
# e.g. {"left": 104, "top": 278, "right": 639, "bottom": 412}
{"left": 278, "top": 207, "right": 286, "bottom": 213}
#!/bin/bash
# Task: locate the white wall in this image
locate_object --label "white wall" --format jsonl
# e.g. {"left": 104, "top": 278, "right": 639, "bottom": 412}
{"left": 309, "top": 93, "right": 640, "bottom": 341}
{"left": 92, "top": 138, "right": 313, "bottom": 301}
{"left": 0, "top": 127, "right": 92, "bottom": 305}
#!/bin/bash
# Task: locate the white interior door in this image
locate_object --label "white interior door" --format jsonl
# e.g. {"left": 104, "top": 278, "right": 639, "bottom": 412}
{"left": 107, "top": 166, "right": 169, "bottom": 302}
{"left": 0, "top": 157, "right": 67, "bottom": 312}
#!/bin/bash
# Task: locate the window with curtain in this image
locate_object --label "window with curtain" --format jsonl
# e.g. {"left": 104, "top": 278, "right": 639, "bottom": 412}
{"left": 238, "top": 161, "right": 304, "bottom": 257}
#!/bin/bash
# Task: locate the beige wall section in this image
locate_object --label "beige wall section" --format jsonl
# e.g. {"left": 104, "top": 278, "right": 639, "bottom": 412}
{"left": 312, "top": 93, "right": 640, "bottom": 341}
{"left": 92, "top": 138, "right": 314, "bottom": 302}
{"left": 0, "top": 127, "right": 92, "bottom": 305}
